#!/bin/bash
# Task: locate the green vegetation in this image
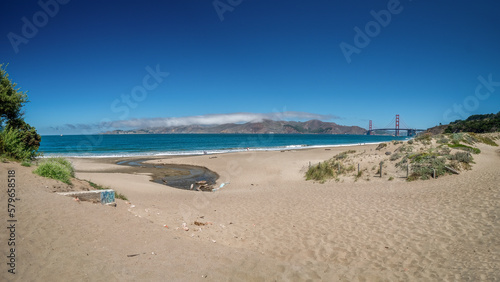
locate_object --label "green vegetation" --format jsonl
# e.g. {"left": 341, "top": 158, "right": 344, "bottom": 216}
{"left": 406, "top": 152, "right": 447, "bottom": 181}
{"left": 446, "top": 132, "right": 498, "bottom": 147}
{"left": 447, "top": 143, "right": 481, "bottom": 154}
{"left": 444, "top": 112, "right": 500, "bottom": 133}
{"left": 469, "top": 132, "right": 498, "bottom": 146}
{"left": 33, "top": 158, "right": 75, "bottom": 185}
{"left": 436, "top": 135, "right": 449, "bottom": 144}
{"left": 398, "top": 131, "right": 497, "bottom": 181}
{"left": 0, "top": 64, "right": 41, "bottom": 161}
{"left": 305, "top": 130, "right": 496, "bottom": 183}
{"left": 394, "top": 141, "right": 476, "bottom": 181}
{"left": 21, "top": 160, "right": 31, "bottom": 167}
{"left": 0, "top": 127, "right": 33, "bottom": 160}
{"left": 306, "top": 129, "right": 496, "bottom": 184}
{"left": 415, "top": 133, "right": 432, "bottom": 145}
{"left": 305, "top": 150, "right": 357, "bottom": 183}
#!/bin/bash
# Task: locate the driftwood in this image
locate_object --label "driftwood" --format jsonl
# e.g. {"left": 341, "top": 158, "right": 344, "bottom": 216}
{"left": 445, "top": 166, "right": 460, "bottom": 175}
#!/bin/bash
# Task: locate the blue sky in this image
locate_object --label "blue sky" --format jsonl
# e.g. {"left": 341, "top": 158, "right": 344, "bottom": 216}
{"left": 1, "top": 0, "right": 499, "bottom": 135}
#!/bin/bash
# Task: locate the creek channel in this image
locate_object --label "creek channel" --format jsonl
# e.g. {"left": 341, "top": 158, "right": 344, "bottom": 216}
{"left": 116, "top": 159, "right": 218, "bottom": 190}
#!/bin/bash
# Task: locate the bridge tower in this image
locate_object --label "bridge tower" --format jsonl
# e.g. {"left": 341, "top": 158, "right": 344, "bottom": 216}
{"left": 395, "top": 114, "right": 400, "bottom": 136}
{"left": 368, "top": 120, "right": 372, "bottom": 135}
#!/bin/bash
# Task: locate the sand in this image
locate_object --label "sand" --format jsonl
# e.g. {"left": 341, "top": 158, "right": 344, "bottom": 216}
{"left": 1, "top": 141, "right": 499, "bottom": 281}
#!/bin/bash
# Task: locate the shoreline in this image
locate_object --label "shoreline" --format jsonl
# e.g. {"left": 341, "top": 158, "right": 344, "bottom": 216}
{"left": 42, "top": 139, "right": 398, "bottom": 159}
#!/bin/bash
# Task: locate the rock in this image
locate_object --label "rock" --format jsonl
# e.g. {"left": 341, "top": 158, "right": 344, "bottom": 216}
{"left": 385, "top": 151, "right": 392, "bottom": 155}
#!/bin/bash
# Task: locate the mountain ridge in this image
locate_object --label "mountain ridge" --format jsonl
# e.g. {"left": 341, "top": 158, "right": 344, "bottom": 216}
{"left": 102, "top": 119, "right": 367, "bottom": 135}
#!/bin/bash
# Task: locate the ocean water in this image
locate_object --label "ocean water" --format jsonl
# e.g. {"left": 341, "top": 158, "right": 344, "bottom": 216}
{"left": 39, "top": 134, "right": 410, "bottom": 158}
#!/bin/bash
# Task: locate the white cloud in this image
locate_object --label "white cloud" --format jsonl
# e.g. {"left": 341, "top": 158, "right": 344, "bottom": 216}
{"left": 57, "top": 111, "right": 339, "bottom": 131}
{"left": 104, "top": 112, "right": 337, "bottom": 128}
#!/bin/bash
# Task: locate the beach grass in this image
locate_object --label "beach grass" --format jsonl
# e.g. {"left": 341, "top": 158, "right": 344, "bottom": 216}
{"left": 305, "top": 150, "right": 357, "bottom": 183}
{"left": 33, "top": 157, "right": 75, "bottom": 185}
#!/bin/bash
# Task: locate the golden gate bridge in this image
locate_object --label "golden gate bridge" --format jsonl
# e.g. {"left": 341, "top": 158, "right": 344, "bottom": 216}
{"left": 367, "top": 114, "right": 426, "bottom": 136}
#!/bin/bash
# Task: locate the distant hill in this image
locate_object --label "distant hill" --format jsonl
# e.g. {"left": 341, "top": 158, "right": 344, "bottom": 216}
{"left": 423, "top": 111, "right": 500, "bottom": 135}
{"left": 444, "top": 112, "right": 500, "bottom": 133}
{"left": 103, "top": 119, "right": 367, "bottom": 135}
{"left": 424, "top": 124, "right": 449, "bottom": 135}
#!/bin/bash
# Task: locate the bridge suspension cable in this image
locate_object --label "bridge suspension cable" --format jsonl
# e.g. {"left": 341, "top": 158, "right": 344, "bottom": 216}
{"left": 383, "top": 116, "right": 396, "bottom": 129}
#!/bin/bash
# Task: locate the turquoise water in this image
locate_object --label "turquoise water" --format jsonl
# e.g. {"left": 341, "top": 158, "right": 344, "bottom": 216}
{"left": 39, "top": 134, "right": 410, "bottom": 157}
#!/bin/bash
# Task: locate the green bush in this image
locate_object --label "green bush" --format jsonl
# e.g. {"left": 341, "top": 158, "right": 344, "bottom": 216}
{"left": 0, "top": 127, "right": 31, "bottom": 160}
{"left": 408, "top": 155, "right": 447, "bottom": 181}
{"left": 33, "top": 158, "right": 74, "bottom": 185}
{"left": 1, "top": 65, "right": 41, "bottom": 161}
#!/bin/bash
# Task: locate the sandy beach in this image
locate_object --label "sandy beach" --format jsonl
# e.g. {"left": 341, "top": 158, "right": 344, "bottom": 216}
{"left": 1, "top": 141, "right": 499, "bottom": 281}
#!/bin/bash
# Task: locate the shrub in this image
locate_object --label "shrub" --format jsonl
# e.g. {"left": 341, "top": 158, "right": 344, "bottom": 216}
{"left": 405, "top": 152, "right": 448, "bottom": 181}
{"left": 376, "top": 143, "right": 387, "bottom": 150}
{"left": 415, "top": 133, "right": 432, "bottom": 144}
{"left": 0, "top": 127, "right": 32, "bottom": 161}
{"left": 436, "top": 135, "right": 449, "bottom": 144}
{"left": 435, "top": 146, "right": 451, "bottom": 156}
{"left": 390, "top": 153, "right": 402, "bottom": 161}
{"left": 450, "top": 133, "right": 464, "bottom": 145}
{"left": 447, "top": 151, "right": 473, "bottom": 164}
{"left": 33, "top": 158, "right": 74, "bottom": 185}
{"left": 0, "top": 64, "right": 41, "bottom": 161}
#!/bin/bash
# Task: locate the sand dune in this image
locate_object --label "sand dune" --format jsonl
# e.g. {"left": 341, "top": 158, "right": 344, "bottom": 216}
{"left": 1, "top": 142, "right": 499, "bottom": 281}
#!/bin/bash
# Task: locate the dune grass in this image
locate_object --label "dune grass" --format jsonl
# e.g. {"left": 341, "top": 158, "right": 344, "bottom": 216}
{"left": 305, "top": 150, "right": 356, "bottom": 183}
{"left": 33, "top": 157, "right": 75, "bottom": 185}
